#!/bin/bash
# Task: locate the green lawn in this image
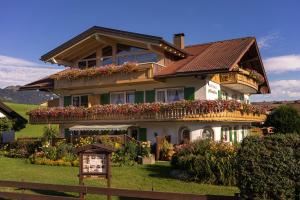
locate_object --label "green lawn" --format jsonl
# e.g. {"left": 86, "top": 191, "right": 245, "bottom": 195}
{"left": 0, "top": 157, "right": 238, "bottom": 199}
{"left": 3, "top": 102, "right": 58, "bottom": 138}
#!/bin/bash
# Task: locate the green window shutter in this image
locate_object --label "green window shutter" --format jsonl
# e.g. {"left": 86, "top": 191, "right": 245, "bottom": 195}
{"left": 138, "top": 128, "right": 147, "bottom": 141}
{"left": 134, "top": 91, "right": 144, "bottom": 104}
{"left": 221, "top": 128, "right": 224, "bottom": 141}
{"left": 64, "top": 96, "right": 71, "bottom": 107}
{"left": 100, "top": 93, "right": 110, "bottom": 105}
{"left": 234, "top": 131, "right": 237, "bottom": 143}
{"left": 184, "top": 87, "right": 195, "bottom": 100}
{"left": 218, "top": 90, "right": 222, "bottom": 100}
{"left": 64, "top": 128, "right": 71, "bottom": 138}
{"left": 145, "top": 90, "right": 155, "bottom": 103}
{"left": 81, "top": 95, "right": 88, "bottom": 107}
{"left": 229, "top": 129, "right": 233, "bottom": 142}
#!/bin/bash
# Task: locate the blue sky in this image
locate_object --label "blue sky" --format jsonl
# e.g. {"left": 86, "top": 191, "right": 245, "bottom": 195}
{"left": 0, "top": 0, "right": 300, "bottom": 101}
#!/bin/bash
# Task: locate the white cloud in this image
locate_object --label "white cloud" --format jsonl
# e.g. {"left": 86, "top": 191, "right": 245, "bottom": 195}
{"left": 258, "top": 32, "right": 279, "bottom": 49}
{"left": 0, "top": 55, "right": 62, "bottom": 88}
{"left": 264, "top": 54, "right": 300, "bottom": 73}
{"left": 251, "top": 79, "right": 300, "bottom": 101}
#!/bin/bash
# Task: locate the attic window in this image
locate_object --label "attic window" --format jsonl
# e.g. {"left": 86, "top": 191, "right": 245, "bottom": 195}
{"left": 116, "top": 43, "right": 157, "bottom": 65}
{"left": 78, "top": 53, "right": 97, "bottom": 69}
{"left": 101, "top": 46, "right": 113, "bottom": 65}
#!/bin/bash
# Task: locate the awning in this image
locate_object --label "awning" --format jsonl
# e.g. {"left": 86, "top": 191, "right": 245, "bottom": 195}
{"left": 69, "top": 124, "right": 133, "bottom": 131}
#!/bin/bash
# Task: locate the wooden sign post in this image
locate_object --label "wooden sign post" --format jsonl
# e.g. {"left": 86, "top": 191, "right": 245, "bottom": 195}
{"left": 76, "top": 144, "right": 115, "bottom": 200}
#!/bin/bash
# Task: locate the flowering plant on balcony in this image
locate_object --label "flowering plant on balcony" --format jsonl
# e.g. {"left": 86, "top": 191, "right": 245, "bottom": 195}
{"left": 245, "top": 69, "right": 265, "bottom": 84}
{"left": 51, "top": 62, "right": 139, "bottom": 81}
{"left": 28, "top": 100, "right": 269, "bottom": 120}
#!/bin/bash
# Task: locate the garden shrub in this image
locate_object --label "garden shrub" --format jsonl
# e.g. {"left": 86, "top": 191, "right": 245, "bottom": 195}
{"left": 4, "top": 140, "right": 42, "bottom": 158}
{"left": 160, "top": 139, "right": 174, "bottom": 161}
{"left": 265, "top": 105, "right": 300, "bottom": 134}
{"left": 171, "top": 140, "right": 236, "bottom": 185}
{"left": 112, "top": 141, "right": 138, "bottom": 166}
{"left": 236, "top": 134, "right": 300, "bottom": 199}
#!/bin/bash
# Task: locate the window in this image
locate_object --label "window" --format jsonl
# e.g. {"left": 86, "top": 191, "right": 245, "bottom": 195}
{"left": 178, "top": 127, "right": 190, "bottom": 144}
{"left": 221, "top": 91, "right": 228, "bottom": 100}
{"left": 110, "top": 91, "right": 135, "bottom": 104}
{"left": 72, "top": 95, "right": 88, "bottom": 107}
{"left": 202, "top": 127, "right": 214, "bottom": 140}
{"left": 126, "top": 91, "right": 135, "bottom": 104}
{"left": 77, "top": 53, "right": 97, "bottom": 69}
{"left": 156, "top": 90, "right": 166, "bottom": 103}
{"left": 167, "top": 88, "right": 184, "bottom": 102}
{"left": 101, "top": 46, "right": 113, "bottom": 66}
{"left": 221, "top": 127, "right": 230, "bottom": 142}
{"left": 156, "top": 88, "right": 184, "bottom": 103}
{"left": 72, "top": 96, "right": 80, "bottom": 107}
{"left": 116, "top": 44, "right": 157, "bottom": 65}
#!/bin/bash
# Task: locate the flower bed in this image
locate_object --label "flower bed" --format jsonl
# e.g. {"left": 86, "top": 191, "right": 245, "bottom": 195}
{"left": 51, "top": 62, "right": 139, "bottom": 81}
{"left": 28, "top": 100, "right": 269, "bottom": 119}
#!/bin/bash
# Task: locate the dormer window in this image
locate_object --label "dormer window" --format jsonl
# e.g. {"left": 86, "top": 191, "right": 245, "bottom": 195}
{"left": 116, "top": 44, "right": 157, "bottom": 65}
{"left": 78, "top": 53, "right": 96, "bottom": 69}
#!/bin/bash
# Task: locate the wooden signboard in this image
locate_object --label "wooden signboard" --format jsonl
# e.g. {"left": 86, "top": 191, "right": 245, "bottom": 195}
{"left": 76, "top": 144, "right": 115, "bottom": 199}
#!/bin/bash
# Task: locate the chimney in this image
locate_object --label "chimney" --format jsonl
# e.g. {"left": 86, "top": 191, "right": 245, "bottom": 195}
{"left": 173, "top": 33, "right": 185, "bottom": 49}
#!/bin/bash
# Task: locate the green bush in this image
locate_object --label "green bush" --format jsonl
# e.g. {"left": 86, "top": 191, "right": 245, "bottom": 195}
{"left": 4, "top": 140, "right": 42, "bottom": 158}
{"left": 171, "top": 140, "right": 237, "bottom": 185}
{"left": 236, "top": 134, "right": 300, "bottom": 199}
{"left": 56, "top": 142, "right": 76, "bottom": 160}
{"left": 0, "top": 117, "right": 13, "bottom": 132}
{"left": 42, "top": 145, "right": 57, "bottom": 160}
{"left": 265, "top": 105, "right": 300, "bottom": 134}
{"left": 112, "top": 141, "right": 138, "bottom": 166}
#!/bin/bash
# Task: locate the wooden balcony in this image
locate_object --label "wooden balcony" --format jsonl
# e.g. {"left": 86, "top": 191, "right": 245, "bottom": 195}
{"left": 29, "top": 105, "right": 267, "bottom": 124}
{"left": 219, "top": 72, "right": 259, "bottom": 93}
{"left": 54, "top": 63, "right": 164, "bottom": 90}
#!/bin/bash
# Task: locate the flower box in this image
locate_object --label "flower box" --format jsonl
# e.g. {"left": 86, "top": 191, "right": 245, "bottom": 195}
{"left": 138, "top": 154, "right": 155, "bottom": 165}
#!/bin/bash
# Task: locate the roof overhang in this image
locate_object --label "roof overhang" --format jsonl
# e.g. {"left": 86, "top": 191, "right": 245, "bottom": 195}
{"left": 41, "top": 26, "right": 189, "bottom": 64}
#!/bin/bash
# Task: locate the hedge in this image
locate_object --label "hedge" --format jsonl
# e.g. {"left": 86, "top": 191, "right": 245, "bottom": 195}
{"left": 236, "top": 134, "right": 300, "bottom": 199}
{"left": 171, "top": 140, "right": 237, "bottom": 185}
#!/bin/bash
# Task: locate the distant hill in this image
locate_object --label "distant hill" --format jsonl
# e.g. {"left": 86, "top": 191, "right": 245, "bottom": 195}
{"left": 253, "top": 100, "right": 300, "bottom": 113}
{"left": 0, "top": 86, "right": 56, "bottom": 105}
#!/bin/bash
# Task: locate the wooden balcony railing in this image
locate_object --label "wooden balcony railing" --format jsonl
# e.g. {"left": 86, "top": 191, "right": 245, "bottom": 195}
{"left": 219, "top": 72, "right": 259, "bottom": 91}
{"left": 54, "top": 62, "right": 164, "bottom": 90}
{"left": 29, "top": 105, "right": 267, "bottom": 124}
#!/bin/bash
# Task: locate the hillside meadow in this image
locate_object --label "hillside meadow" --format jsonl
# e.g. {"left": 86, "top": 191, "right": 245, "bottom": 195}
{"left": 4, "top": 102, "right": 58, "bottom": 138}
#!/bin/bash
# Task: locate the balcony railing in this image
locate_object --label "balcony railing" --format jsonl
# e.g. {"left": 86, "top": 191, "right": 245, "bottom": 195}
{"left": 53, "top": 62, "right": 164, "bottom": 90}
{"left": 219, "top": 72, "right": 259, "bottom": 91}
{"left": 28, "top": 100, "right": 267, "bottom": 124}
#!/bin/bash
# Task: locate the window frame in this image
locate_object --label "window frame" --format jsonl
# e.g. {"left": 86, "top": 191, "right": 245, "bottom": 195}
{"left": 71, "top": 95, "right": 89, "bottom": 107}
{"left": 77, "top": 53, "right": 97, "bottom": 69}
{"left": 110, "top": 91, "right": 136, "bottom": 104}
{"left": 155, "top": 87, "right": 184, "bottom": 103}
{"left": 116, "top": 43, "right": 157, "bottom": 65}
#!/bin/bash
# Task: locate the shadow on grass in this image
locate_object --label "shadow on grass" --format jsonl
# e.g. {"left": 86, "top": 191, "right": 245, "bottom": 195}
{"left": 143, "top": 163, "right": 175, "bottom": 179}
{"left": 29, "top": 189, "right": 78, "bottom": 198}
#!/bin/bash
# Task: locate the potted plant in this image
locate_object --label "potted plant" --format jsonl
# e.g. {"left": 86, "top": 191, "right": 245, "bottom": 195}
{"left": 138, "top": 141, "right": 155, "bottom": 165}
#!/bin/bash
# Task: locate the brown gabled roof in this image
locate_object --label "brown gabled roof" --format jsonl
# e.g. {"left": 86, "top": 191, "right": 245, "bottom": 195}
{"left": 0, "top": 101, "right": 28, "bottom": 126}
{"left": 156, "top": 37, "right": 255, "bottom": 76}
{"left": 41, "top": 26, "right": 189, "bottom": 62}
{"left": 18, "top": 76, "right": 54, "bottom": 91}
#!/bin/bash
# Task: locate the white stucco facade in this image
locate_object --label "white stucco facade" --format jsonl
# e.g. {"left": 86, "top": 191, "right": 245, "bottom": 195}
{"left": 58, "top": 75, "right": 255, "bottom": 144}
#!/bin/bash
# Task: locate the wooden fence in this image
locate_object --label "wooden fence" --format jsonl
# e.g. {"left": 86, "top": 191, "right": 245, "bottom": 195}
{"left": 0, "top": 180, "right": 239, "bottom": 200}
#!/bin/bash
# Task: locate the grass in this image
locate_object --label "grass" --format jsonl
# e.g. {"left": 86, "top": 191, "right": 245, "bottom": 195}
{"left": 3, "top": 102, "right": 58, "bottom": 138}
{"left": 0, "top": 157, "right": 238, "bottom": 199}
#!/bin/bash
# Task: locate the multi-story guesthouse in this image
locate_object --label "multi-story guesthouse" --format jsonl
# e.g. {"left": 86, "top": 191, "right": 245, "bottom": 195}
{"left": 21, "top": 26, "right": 270, "bottom": 144}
